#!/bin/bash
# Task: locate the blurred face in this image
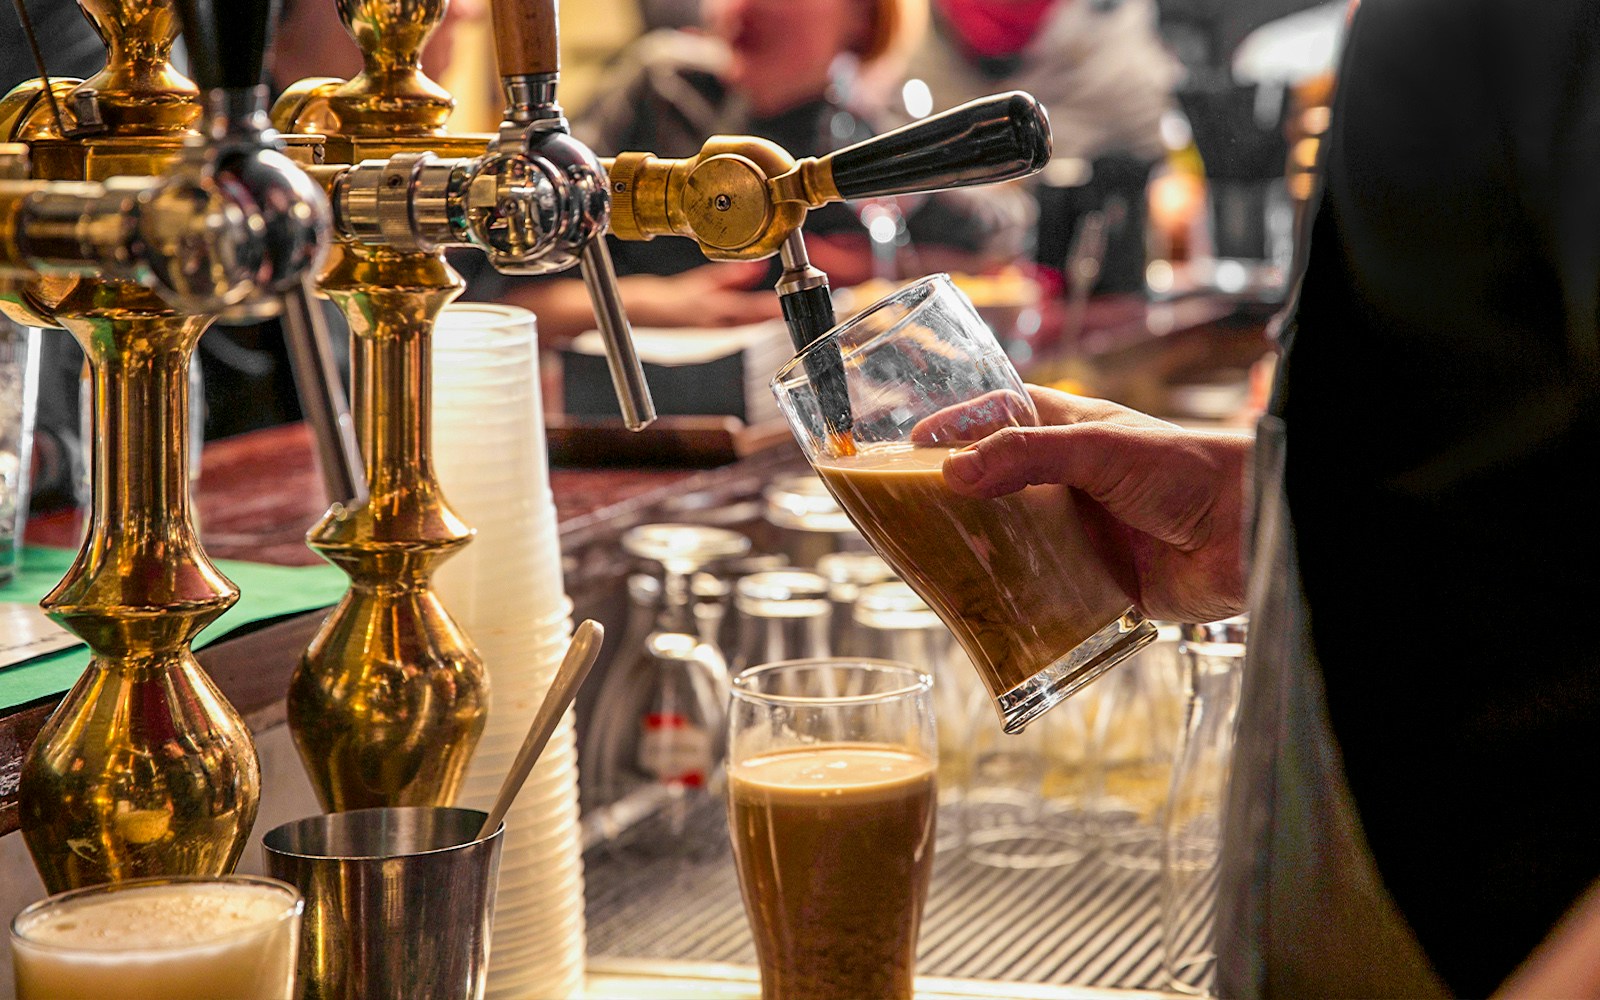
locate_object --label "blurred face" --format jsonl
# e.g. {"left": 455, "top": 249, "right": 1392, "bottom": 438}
{"left": 710, "top": 0, "right": 872, "bottom": 96}
{"left": 423, "top": 0, "right": 486, "bottom": 81}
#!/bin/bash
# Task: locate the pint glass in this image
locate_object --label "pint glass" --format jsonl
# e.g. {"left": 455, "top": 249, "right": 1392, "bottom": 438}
{"left": 727, "top": 659, "right": 936, "bottom": 1000}
{"left": 771, "top": 274, "right": 1156, "bottom": 733}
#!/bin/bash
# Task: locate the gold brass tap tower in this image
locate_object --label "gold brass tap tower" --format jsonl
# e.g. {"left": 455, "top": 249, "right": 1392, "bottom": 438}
{"left": 0, "top": 0, "right": 331, "bottom": 891}
{"left": 276, "top": 0, "right": 490, "bottom": 812}
{"left": 269, "top": 0, "right": 1050, "bottom": 814}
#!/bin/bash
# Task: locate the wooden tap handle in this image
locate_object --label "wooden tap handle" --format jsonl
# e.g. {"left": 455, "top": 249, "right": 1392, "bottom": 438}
{"left": 490, "top": 0, "right": 560, "bottom": 78}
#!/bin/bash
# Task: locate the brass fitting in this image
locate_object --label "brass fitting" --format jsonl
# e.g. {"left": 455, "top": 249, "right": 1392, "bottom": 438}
{"left": 603, "top": 136, "right": 813, "bottom": 260}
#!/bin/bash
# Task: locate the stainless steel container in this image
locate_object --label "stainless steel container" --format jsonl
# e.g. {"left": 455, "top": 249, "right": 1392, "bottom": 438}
{"left": 262, "top": 806, "right": 504, "bottom": 1000}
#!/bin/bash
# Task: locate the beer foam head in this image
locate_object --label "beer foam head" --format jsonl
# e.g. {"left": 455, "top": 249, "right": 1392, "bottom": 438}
{"left": 15, "top": 880, "right": 298, "bottom": 954}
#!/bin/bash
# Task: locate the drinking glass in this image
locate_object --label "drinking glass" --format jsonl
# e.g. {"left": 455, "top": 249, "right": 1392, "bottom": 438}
{"left": 964, "top": 688, "right": 1091, "bottom": 870}
{"left": 816, "top": 550, "right": 896, "bottom": 657}
{"left": 10, "top": 875, "right": 301, "bottom": 1000}
{"left": 0, "top": 320, "right": 39, "bottom": 584}
{"left": 728, "top": 659, "right": 937, "bottom": 1000}
{"left": 729, "top": 569, "right": 832, "bottom": 675}
{"left": 584, "top": 524, "right": 748, "bottom": 854}
{"left": 853, "top": 580, "right": 974, "bottom": 851}
{"left": 1163, "top": 617, "right": 1247, "bottom": 997}
{"left": 771, "top": 274, "right": 1157, "bottom": 734}
{"left": 1093, "top": 623, "right": 1185, "bottom": 869}
{"left": 761, "top": 472, "right": 864, "bottom": 568}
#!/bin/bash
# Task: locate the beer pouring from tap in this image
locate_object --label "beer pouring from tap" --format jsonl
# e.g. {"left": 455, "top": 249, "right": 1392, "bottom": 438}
{"left": 603, "top": 91, "right": 1052, "bottom": 449}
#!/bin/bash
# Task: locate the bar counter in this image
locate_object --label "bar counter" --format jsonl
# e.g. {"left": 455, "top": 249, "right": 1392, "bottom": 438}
{"left": 0, "top": 290, "right": 1272, "bottom": 997}
{"left": 1, "top": 289, "right": 1273, "bottom": 831}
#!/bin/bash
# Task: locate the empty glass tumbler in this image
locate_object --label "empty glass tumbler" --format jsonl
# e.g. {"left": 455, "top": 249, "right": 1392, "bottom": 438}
{"left": 1162, "top": 617, "right": 1247, "bottom": 997}
{"left": 583, "top": 524, "right": 749, "bottom": 852}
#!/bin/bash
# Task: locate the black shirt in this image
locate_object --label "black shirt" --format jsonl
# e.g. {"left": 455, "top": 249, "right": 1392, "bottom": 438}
{"left": 1281, "top": 0, "right": 1600, "bottom": 992}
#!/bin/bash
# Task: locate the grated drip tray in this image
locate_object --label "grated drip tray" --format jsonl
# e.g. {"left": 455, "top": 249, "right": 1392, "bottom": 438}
{"left": 583, "top": 800, "right": 1186, "bottom": 992}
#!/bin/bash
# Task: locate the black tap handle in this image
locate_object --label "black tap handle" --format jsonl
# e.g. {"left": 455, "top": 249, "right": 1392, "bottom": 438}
{"left": 826, "top": 91, "right": 1052, "bottom": 200}
{"left": 174, "top": 0, "right": 281, "bottom": 92}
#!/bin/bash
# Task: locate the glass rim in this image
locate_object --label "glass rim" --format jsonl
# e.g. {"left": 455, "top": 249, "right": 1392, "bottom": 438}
{"left": 260, "top": 805, "right": 501, "bottom": 862}
{"left": 731, "top": 657, "right": 932, "bottom": 707}
{"left": 10, "top": 874, "right": 303, "bottom": 953}
{"left": 438, "top": 301, "right": 536, "bottom": 328}
{"left": 771, "top": 272, "right": 951, "bottom": 389}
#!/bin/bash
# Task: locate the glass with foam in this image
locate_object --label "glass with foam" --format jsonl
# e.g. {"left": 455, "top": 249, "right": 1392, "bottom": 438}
{"left": 772, "top": 274, "right": 1157, "bottom": 733}
{"left": 728, "top": 658, "right": 937, "bottom": 1000}
{"left": 10, "top": 875, "right": 301, "bottom": 1000}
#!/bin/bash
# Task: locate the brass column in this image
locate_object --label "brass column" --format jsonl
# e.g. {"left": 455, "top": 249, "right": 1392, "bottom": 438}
{"left": 5, "top": 0, "right": 249, "bottom": 891}
{"left": 289, "top": 247, "right": 485, "bottom": 809}
{"left": 277, "top": 0, "right": 489, "bottom": 811}
{"left": 23, "top": 286, "right": 255, "bottom": 891}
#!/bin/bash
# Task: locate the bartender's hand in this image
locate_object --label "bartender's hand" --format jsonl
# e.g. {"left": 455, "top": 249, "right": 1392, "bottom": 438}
{"left": 941, "top": 386, "right": 1251, "bottom": 624}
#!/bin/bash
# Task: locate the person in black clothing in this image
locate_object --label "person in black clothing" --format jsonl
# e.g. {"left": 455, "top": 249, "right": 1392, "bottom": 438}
{"left": 938, "top": 0, "right": 1600, "bottom": 995}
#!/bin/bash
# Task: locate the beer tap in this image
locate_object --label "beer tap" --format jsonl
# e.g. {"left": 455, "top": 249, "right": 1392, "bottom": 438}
{"left": 466, "top": 0, "right": 653, "bottom": 428}
{"left": 273, "top": 0, "right": 668, "bottom": 813}
{"left": 274, "top": 0, "right": 495, "bottom": 814}
{"left": 607, "top": 90, "right": 1051, "bottom": 445}
{"left": 275, "top": 0, "right": 1048, "bottom": 812}
{"left": 0, "top": 0, "right": 332, "bottom": 891}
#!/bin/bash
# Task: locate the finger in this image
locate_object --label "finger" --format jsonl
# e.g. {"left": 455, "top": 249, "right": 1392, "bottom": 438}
{"left": 909, "top": 389, "right": 1036, "bottom": 444}
{"left": 942, "top": 423, "right": 1227, "bottom": 550}
{"left": 704, "top": 293, "right": 783, "bottom": 326}
{"left": 1025, "top": 385, "right": 1173, "bottom": 430}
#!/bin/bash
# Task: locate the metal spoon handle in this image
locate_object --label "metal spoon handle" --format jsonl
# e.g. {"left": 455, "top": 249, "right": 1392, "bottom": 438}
{"left": 478, "top": 619, "right": 605, "bottom": 840}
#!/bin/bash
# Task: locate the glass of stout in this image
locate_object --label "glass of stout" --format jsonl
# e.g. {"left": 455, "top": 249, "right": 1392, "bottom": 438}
{"left": 771, "top": 274, "right": 1157, "bottom": 734}
{"left": 728, "top": 658, "right": 937, "bottom": 1000}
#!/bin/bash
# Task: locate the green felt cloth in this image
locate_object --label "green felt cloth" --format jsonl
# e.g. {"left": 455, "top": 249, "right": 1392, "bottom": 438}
{"left": 0, "top": 546, "right": 346, "bottom": 711}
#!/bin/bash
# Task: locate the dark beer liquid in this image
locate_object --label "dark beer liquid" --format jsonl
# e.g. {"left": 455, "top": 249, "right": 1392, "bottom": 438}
{"left": 729, "top": 744, "right": 936, "bottom": 1000}
{"left": 815, "top": 445, "right": 1135, "bottom": 699}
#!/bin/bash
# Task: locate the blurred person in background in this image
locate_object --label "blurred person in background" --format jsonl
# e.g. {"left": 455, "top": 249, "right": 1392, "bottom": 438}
{"left": 473, "top": 0, "right": 1034, "bottom": 342}
{"left": 907, "top": 0, "right": 1179, "bottom": 295}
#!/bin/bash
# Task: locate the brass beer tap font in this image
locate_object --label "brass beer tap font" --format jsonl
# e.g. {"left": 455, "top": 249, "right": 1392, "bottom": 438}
{"left": 278, "top": 0, "right": 490, "bottom": 812}
{"left": 3, "top": 0, "right": 332, "bottom": 891}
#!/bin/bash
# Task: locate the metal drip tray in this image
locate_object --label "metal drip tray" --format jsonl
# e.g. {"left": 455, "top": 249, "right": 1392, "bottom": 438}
{"left": 583, "top": 800, "right": 1187, "bottom": 994}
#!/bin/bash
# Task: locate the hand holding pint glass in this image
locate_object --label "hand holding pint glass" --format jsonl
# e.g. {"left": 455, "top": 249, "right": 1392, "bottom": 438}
{"left": 728, "top": 659, "right": 937, "bottom": 1000}
{"left": 772, "top": 275, "right": 1158, "bottom": 733}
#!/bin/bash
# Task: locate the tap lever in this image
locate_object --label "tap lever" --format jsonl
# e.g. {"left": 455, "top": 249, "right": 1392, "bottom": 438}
{"left": 822, "top": 91, "right": 1051, "bottom": 200}
{"left": 604, "top": 90, "right": 1051, "bottom": 261}
{"left": 173, "top": 0, "right": 280, "bottom": 96}
{"left": 580, "top": 238, "right": 656, "bottom": 430}
{"left": 281, "top": 278, "right": 367, "bottom": 506}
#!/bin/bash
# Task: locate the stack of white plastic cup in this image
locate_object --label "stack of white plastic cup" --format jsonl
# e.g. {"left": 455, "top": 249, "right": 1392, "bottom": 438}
{"left": 430, "top": 303, "right": 585, "bottom": 1000}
